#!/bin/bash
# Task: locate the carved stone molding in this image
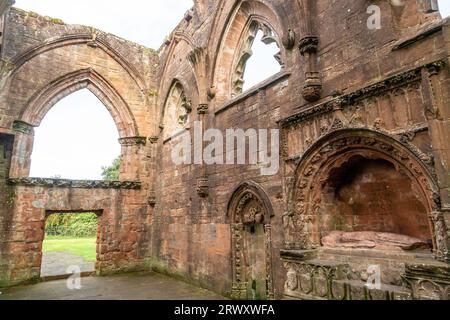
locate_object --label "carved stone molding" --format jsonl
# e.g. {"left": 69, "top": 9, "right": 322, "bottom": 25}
{"left": 118, "top": 136, "right": 147, "bottom": 146}
{"left": 281, "top": 60, "right": 446, "bottom": 128}
{"left": 281, "top": 252, "right": 415, "bottom": 300}
{"left": 403, "top": 263, "right": 450, "bottom": 300}
{"left": 8, "top": 178, "right": 142, "bottom": 190}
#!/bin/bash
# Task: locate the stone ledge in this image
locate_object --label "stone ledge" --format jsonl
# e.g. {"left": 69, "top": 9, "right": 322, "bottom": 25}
{"left": 7, "top": 178, "right": 141, "bottom": 190}
{"left": 392, "top": 17, "right": 448, "bottom": 51}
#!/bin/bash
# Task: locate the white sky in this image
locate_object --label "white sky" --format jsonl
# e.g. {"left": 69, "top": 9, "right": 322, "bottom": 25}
{"left": 14, "top": 0, "right": 450, "bottom": 180}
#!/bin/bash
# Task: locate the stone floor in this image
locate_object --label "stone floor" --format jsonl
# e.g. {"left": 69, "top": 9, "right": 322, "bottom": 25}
{"left": 40, "top": 252, "right": 95, "bottom": 278}
{"left": 0, "top": 272, "right": 225, "bottom": 300}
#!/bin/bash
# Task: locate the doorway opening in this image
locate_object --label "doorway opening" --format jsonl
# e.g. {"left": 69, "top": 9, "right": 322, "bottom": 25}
{"left": 40, "top": 211, "right": 101, "bottom": 279}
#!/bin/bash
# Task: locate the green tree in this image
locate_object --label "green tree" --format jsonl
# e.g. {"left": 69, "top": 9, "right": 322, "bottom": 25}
{"left": 101, "top": 156, "right": 121, "bottom": 181}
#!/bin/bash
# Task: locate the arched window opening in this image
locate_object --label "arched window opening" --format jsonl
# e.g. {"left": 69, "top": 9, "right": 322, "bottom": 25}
{"left": 438, "top": 0, "right": 449, "bottom": 17}
{"left": 233, "top": 21, "right": 282, "bottom": 96}
{"left": 162, "top": 82, "right": 192, "bottom": 140}
{"left": 29, "top": 89, "right": 121, "bottom": 180}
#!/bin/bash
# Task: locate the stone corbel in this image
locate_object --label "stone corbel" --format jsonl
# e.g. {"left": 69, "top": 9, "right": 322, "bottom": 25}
{"left": 299, "top": 36, "right": 322, "bottom": 102}
{"left": 282, "top": 29, "right": 296, "bottom": 50}
{"left": 148, "top": 189, "right": 156, "bottom": 206}
{"left": 196, "top": 176, "right": 209, "bottom": 197}
{"left": 148, "top": 136, "right": 159, "bottom": 144}
{"left": 197, "top": 104, "right": 209, "bottom": 115}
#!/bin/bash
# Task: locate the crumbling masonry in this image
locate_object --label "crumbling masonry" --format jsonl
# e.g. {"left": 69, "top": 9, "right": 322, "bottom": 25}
{"left": 0, "top": 0, "right": 450, "bottom": 300}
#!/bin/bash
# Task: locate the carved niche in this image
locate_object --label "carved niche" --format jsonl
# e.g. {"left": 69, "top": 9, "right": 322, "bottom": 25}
{"left": 283, "top": 129, "right": 448, "bottom": 262}
{"left": 229, "top": 183, "right": 274, "bottom": 300}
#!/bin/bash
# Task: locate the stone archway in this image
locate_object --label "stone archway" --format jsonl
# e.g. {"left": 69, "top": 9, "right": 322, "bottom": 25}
{"left": 9, "top": 68, "right": 142, "bottom": 179}
{"left": 211, "top": 0, "right": 287, "bottom": 106}
{"left": 228, "top": 181, "right": 274, "bottom": 300}
{"left": 286, "top": 129, "right": 448, "bottom": 262}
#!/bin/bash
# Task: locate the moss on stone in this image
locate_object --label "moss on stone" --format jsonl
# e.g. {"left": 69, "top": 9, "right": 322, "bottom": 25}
{"left": 50, "top": 18, "right": 65, "bottom": 25}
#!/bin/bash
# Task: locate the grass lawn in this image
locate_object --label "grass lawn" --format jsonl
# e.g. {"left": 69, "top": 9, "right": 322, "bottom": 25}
{"left": 42, "top": 236, "right": 97, "bottom": 262}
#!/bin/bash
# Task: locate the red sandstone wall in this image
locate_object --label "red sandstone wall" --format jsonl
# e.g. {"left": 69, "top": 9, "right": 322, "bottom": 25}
{"left": 0, "top": 0, "right": 448, "bottom": 298}
{"left": 154, "top": 0, "right": 450, "bottom": 297}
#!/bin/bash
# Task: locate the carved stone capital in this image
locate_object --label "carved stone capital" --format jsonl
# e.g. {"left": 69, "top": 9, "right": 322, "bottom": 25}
{"left": 299, "top": 36, "right": 319, "bottom": 55}
{"left": 118, "top": 136, "right": 147, "bottom": 146}
{"left": 12, "top": 121, "right": 34, "bottom": 135}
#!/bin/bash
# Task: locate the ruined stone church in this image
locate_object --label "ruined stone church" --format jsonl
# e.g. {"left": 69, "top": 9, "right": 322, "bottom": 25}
{"left": 0, "top": 0, "right": 449, "bottom": 300}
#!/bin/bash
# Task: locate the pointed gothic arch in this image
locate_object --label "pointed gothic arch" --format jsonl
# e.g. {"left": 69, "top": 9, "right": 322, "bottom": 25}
{"left": 227, "top": 181, "right": 274, "bottom": 300}
{"left": 212, "top": 1, "right": 287, "bottom": 105}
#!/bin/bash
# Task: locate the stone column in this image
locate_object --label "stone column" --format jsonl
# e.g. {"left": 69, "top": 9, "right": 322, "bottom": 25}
{"left": 118, "top": 136, "right": 147, "bottom": 181}
{"left": 188, "top": 47, "right": 210, "bottom": 198}
{"left": 9, "top": 121, "right": 34, "bottom": 178}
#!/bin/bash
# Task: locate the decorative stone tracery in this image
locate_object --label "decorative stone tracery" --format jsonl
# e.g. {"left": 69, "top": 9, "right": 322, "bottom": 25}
{"left": 161, "top": 81, "right": 192, "bottom": 140}
{"left": 231, "top": 19, "right": 283, "bottom": 97}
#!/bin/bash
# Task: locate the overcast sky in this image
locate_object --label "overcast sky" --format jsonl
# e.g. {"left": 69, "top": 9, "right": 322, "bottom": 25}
{"left": 13, "top": 0, "right": 450, "bottom": 180}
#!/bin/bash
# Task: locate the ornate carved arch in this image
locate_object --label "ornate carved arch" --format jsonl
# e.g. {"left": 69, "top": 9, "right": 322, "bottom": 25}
{"left": 19, "top": 68, "right": 139, "bottom": 138}
{"left": 9, "top": 34, "right": 145, "bottom": 91}
{"left": 160, "top": 79, "right": 192, "bottom": 141}
{"left": 212, "top": 0, "right": 289, "bottom": 105}
{"left": 227, "top": 181, "right": 274, "bottom": 299}
{"left": 285, "top": 129, "right": 448, "bottom": 261}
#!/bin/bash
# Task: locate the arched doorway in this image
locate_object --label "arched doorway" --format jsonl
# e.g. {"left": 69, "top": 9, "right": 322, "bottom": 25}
{"left": 228, "top": 182, "right": 274, "bottom": 300}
